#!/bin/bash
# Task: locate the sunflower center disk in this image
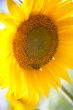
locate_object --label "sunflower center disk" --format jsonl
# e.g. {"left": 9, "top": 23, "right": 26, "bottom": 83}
{"left": 13, "top": 15, "right": 58, "bottom": 70}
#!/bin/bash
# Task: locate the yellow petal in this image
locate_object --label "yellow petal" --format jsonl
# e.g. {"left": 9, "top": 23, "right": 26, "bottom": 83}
{"left": 55, "top": 25, "right": 73, "bottom": 69}
{"left": 55, "top": 39, "right": 73, "bottom": 68}
{"left": 0, "top": 29, "right": 16, "bottom": 53}
{"left": 44, "top": 66, "right": 62, "bottom": 89}
{"left": 6, "top": 0, "right": 25, "bottom": 24}
{"left": 25, "top": 69, "right": 51, "bottom": 97}
{"left": 56, "top": 17, "right": 73, "bottom": 27}
{"left": 24, "top": 77, "right": 40, "bottom": 105}
{"left": 9, "top": 59, "right": 29, "bottom": 99}
{"left": 31, "top": 0, "right": 45, "bottom": 14}
{"left": 0, "top": 13, "right": 16, "bottom": 30}
{"left": 54, "top": 1, "right": 73, "bottom": 21}
{"left": 55, "top": 47, "right": 73, "bottom": 69}
{"left": 6, "top": 76, "right": 39, "bottom": 110}
{"left": 58, "top": 26, "right": 73, "bottom": 43}
{"left": 0, "top": 29, "right": 15, "bottom": 87}
{"left": 48, "top": 61, "right": 71, "bottom": 83}
{"left": 0, "top": 13, "right": 8, "bottom": 20}
{"left": 2, "top": 19, "right": 16, "bottom": 31}
{"left": 21, "top": 0, "right": 33, "bottom": 19}
{"left": 38, "top": 68, "right": 58, "bottom": 91}
{"left": 43, "top": 0, "right": 61, "bottom": 16}
{"left": 6, "top": 94, "right": 25, "bottom": 110}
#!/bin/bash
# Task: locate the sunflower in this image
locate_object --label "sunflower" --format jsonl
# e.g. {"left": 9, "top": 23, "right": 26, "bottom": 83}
{"left": 0, "top": 0, "right": 73, "bottom": 109}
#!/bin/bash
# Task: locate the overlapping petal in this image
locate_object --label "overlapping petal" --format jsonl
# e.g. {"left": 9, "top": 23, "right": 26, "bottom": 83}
{"left": 6, "top": 0, "right": 25, "bottom": 24}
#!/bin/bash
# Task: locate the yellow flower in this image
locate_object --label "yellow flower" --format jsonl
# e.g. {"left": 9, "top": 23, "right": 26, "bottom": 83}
{"left": 0, "top": 0, "right": 73, "bottom": 109}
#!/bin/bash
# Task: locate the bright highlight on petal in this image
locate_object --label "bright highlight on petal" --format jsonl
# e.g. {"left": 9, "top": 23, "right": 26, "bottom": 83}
{"left": 0, "top": 22, "right": 6, "bottom": 29}
{"left": 0, "top": 0, "right": 73, "bottom": 110}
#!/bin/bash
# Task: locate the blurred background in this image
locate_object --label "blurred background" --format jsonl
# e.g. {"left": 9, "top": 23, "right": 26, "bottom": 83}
{"left": 0, "top": 0, "right": 73, "bottom": 110}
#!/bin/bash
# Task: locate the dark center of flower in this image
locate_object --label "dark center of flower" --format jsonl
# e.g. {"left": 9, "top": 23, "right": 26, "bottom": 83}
{"left": 13, "top": 15, "right": 58, "bottom": 70}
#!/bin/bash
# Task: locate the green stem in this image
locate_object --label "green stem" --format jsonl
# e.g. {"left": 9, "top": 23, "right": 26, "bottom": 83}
{"left": 58, "top": 86, "right": 73, "bottom": 106}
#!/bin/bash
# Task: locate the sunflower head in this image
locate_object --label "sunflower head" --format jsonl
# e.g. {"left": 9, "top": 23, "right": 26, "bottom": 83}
{"left": 0, "top": 0, "right": 73, "bottom": 109}
{"left": 13, "top": 14, "right": 58, "bottom": 70}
